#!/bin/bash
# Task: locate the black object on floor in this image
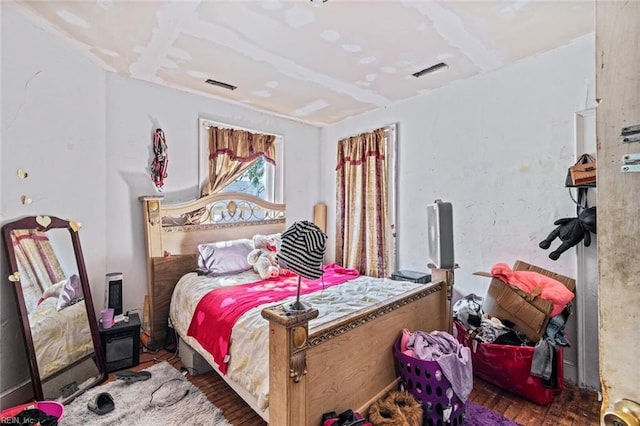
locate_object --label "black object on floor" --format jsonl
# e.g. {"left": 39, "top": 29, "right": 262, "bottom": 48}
{"left": 115, "top": 370, "right": 152, "bottom": 383}
{"left": 60, "top": 381, "right": 79, "bottom": 398}
{"left": 87, "top": 392, "right": 115, "bottom": 416}
{"left": 99, "top": 313, "right": 141, "bottom": 373}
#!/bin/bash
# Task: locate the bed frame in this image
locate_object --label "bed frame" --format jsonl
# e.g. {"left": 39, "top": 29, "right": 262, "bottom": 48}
{"left": 139, "top": 193, "right": 455, "bottom": 426}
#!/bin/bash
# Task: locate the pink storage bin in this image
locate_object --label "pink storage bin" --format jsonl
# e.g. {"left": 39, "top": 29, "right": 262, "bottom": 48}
{"left": 0, "top": 400, "right": 65, "bottom": 421}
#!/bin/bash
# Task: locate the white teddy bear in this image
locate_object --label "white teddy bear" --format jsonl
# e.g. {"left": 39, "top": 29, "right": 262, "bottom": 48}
{"left": 247, "top": 234, "right": 282, "bottom": 279}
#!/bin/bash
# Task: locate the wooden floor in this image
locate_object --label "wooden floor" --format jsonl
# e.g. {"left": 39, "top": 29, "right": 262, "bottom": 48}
{"left": 124, "top": 350, "right": 601, "bottom": 426}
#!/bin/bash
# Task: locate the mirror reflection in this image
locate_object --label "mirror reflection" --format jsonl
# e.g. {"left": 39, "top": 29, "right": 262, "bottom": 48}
{"left": 3, "top": 217, "right": 105, "bottom": 402}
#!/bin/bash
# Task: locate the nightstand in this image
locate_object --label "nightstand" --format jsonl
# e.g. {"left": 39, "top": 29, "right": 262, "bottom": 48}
{"left": 99, "top": 312, "right": 141, "bottom": 373}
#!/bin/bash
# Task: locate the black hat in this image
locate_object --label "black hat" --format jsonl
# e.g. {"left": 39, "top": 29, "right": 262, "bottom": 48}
{"left": 276, "top": 220, "right": 327, "bottom": 279}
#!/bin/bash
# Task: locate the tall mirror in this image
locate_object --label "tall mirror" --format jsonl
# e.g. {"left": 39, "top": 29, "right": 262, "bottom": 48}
{"left": 2, "top": 215, "right": 106, "bottom": 403}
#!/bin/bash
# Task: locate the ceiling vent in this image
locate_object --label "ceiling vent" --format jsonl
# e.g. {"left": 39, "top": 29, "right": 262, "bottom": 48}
{"left": 412, "top": 62, "right": 448, "bottom": 78}
{"left": 205, "top": 79, "right": 237, "bottom": 91}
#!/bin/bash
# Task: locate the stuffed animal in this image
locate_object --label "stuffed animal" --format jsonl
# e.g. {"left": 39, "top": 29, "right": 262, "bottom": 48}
{"left": 247, "top": 234, "right": 281, "bottom": 279}
{"left": 368, "top": 390, "right": 423, "bottom": 426}
{"left": 539, "top": 207, "right": 596, "bottom": 260}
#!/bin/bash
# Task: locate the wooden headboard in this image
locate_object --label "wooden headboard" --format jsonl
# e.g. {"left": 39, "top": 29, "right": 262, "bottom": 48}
{"left": 139, "top": 192, "right": 286, "bottom": 348}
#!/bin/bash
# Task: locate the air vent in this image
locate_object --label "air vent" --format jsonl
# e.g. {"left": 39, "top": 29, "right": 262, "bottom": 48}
{"left": 412, "top": 62, "right": 448, "bottom": 78}
{"left": 205, "top": 79, "right": 237, "bottom": 91}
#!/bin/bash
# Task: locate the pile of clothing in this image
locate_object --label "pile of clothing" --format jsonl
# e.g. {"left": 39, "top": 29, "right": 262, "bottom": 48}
{"left": 400, "top": 328, "right": 473, "bottom": 404}
{"left": 453, "top": 293, "right": 571, "bottom": 384}
{"left": 1, "top": 407, "right": 59, "bottom": 426}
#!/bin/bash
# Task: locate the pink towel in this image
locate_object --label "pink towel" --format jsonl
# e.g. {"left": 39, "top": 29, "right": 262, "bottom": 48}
{"left": 491, "top": 263, "right": 574, "bottom": 316}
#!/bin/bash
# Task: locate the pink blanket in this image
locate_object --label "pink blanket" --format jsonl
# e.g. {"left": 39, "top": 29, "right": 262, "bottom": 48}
{"left": 187, "top": 263, "right": 359, "bottom": 374}
{"left": 491, "top": 263, "right": 574, "bottom": 316}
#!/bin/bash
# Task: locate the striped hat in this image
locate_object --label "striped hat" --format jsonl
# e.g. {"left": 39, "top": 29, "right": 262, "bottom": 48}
{"left": 276, "top": 220, "right": 327, "bottom": 279}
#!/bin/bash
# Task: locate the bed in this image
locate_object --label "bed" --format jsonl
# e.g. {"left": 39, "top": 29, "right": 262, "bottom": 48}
{"left": 139, "top": 193, "right": 455, "bottom": 426}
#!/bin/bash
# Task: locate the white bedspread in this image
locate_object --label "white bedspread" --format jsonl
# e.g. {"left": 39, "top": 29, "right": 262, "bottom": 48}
{"left": 170, "top": 270, "right": 423, "bottom": 413}
{"left": 29, "top": 298, "right": 93, "bottom": 379}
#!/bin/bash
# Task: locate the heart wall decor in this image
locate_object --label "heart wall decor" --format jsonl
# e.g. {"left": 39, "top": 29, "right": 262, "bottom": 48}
{"left": 35, "top": 215, "right": 51, "bottom": 229}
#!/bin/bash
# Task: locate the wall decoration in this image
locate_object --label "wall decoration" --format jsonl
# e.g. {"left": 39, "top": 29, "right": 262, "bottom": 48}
{"left": 151, "top": 128, "right": 168, "bottom": 191}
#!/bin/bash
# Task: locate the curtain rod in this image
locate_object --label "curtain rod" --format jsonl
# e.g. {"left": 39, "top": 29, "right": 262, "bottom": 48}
{"left": 200, "top": 119, "right": 281, "bottom": 138}
{"left": 340, "top": 123, "right": 397, "bottom": 140}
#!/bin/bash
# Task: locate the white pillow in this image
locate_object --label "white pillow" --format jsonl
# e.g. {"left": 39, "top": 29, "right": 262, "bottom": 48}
{"left": 38, "top": 280, "right": 66, "bottom": 305}
{"left": 197, "top": 238, "right": 254, "bottom": 276}
{"left": 56, "top": 274, "right": 84, "bottom": 311}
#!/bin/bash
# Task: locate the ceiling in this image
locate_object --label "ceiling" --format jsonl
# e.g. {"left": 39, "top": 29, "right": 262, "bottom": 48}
{"left": 14, "top": 1, "right": 594, "bottom": 127}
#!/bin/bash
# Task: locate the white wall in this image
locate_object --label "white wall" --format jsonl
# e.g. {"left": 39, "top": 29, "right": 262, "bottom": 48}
{"left": 104, "top": 73, "right": 321, "bottom": 319}
{"left": 1, "top": 2, "right": 107, "bottom": 403}
{"left": 1, "top": 2, "right": 320, "bottom": 404}
{"left": 321, "top": 34, "right": 595, "bottom": 298}
{"left": 320, "top": 33, "right": 596, "bottom": 386}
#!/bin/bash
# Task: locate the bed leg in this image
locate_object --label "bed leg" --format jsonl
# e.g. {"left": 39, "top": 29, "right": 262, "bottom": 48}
{"left": 262, "top": 305, "right": 319, "bottom": 426}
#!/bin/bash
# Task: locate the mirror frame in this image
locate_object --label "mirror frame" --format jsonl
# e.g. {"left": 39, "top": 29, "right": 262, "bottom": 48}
{"left": 2, "top": 215, "right": 106, "bottom": 401}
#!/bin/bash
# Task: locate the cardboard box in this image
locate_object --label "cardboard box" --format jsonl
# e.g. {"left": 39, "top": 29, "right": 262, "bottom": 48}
{"left": 475, "top": 260, "right": 575, "bottom": 342}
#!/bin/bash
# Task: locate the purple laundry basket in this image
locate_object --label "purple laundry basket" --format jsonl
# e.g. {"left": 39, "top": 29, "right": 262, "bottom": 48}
{"left": 394, "top": 338, "right": 466, "bottom": 426}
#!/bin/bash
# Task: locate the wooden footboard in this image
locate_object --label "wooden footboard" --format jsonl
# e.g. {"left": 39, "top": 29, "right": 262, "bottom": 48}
{"left": 262, "top": 269, "right": 453, "bottom": 426}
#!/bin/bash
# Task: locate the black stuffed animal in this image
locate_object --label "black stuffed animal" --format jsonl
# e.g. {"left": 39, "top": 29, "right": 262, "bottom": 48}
{"left": 539, "top": 207, "right": 596, "bottom": 260}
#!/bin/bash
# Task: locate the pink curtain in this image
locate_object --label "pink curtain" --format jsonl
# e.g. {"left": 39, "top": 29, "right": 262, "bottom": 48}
{"left": 204, "top": 126, "right": 276, "bottom": 195}
{"left": 335, "top": 128, "right": 389, "bottom": 277}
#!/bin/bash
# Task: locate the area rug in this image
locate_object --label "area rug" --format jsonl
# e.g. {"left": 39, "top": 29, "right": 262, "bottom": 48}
{"left": 464, "top": 401, "right": 523, "bottom": 426}
{"left": 62, "top": 361, "right": 231, "bottom": 426}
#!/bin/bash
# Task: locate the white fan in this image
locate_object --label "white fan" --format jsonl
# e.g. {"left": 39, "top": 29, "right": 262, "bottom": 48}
{"left": 427, "top": 200, "right": 455, "bottom": 269}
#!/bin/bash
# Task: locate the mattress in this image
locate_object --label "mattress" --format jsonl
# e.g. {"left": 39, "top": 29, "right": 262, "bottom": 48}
{"left": 169, "top": 269, "right": 423, "bottom": 414}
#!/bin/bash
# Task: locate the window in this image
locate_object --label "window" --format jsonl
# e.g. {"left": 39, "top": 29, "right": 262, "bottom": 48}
{"left": 198, "top": 118, "right": 284, "bottom": 203}
{"left": 218, "top": 156, "right": 267, "bottom": 197}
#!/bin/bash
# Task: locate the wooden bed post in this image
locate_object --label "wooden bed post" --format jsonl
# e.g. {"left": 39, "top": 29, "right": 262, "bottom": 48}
{"left": 430, "top": 267, "right": 456, "bottom": 333}
{"left": 139, "top": 195, "right": 165, "bottom": 257}
{"left": 138, "top": 195, "right": 164, "bottom": 347}
{"left": 262, "top": 305, "right": 319, "bottom": 426}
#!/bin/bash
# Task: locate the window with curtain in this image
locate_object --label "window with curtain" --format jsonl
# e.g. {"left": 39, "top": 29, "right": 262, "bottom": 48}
{"left": 335, "top": 125, "right": 397, "bottom": 277}
{"left": 198, "top": 118, "right": 284, "bottom": 202}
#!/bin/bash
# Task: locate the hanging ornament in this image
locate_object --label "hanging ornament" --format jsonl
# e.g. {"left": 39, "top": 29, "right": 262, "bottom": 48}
{"left": 151, "top": 128, "right": 168, "bottom": 191}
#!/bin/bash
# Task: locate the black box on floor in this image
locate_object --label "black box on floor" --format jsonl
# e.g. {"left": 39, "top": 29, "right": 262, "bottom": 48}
{"left": 99, "top": 313, "right": 141, "bottom": 373}
{"left": 391, "top": 270, "right": 431, "bottom": 283}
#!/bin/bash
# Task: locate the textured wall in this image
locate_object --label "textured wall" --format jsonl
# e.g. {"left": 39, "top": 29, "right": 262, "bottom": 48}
{"left": 320, "top": 34, "right": 596, "bottom": 388}
{"left": 1, "top": 2, "right": 107, "bottom": 405}
{"left": 1, "top": 2, "right": 320, "bottom": 405}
